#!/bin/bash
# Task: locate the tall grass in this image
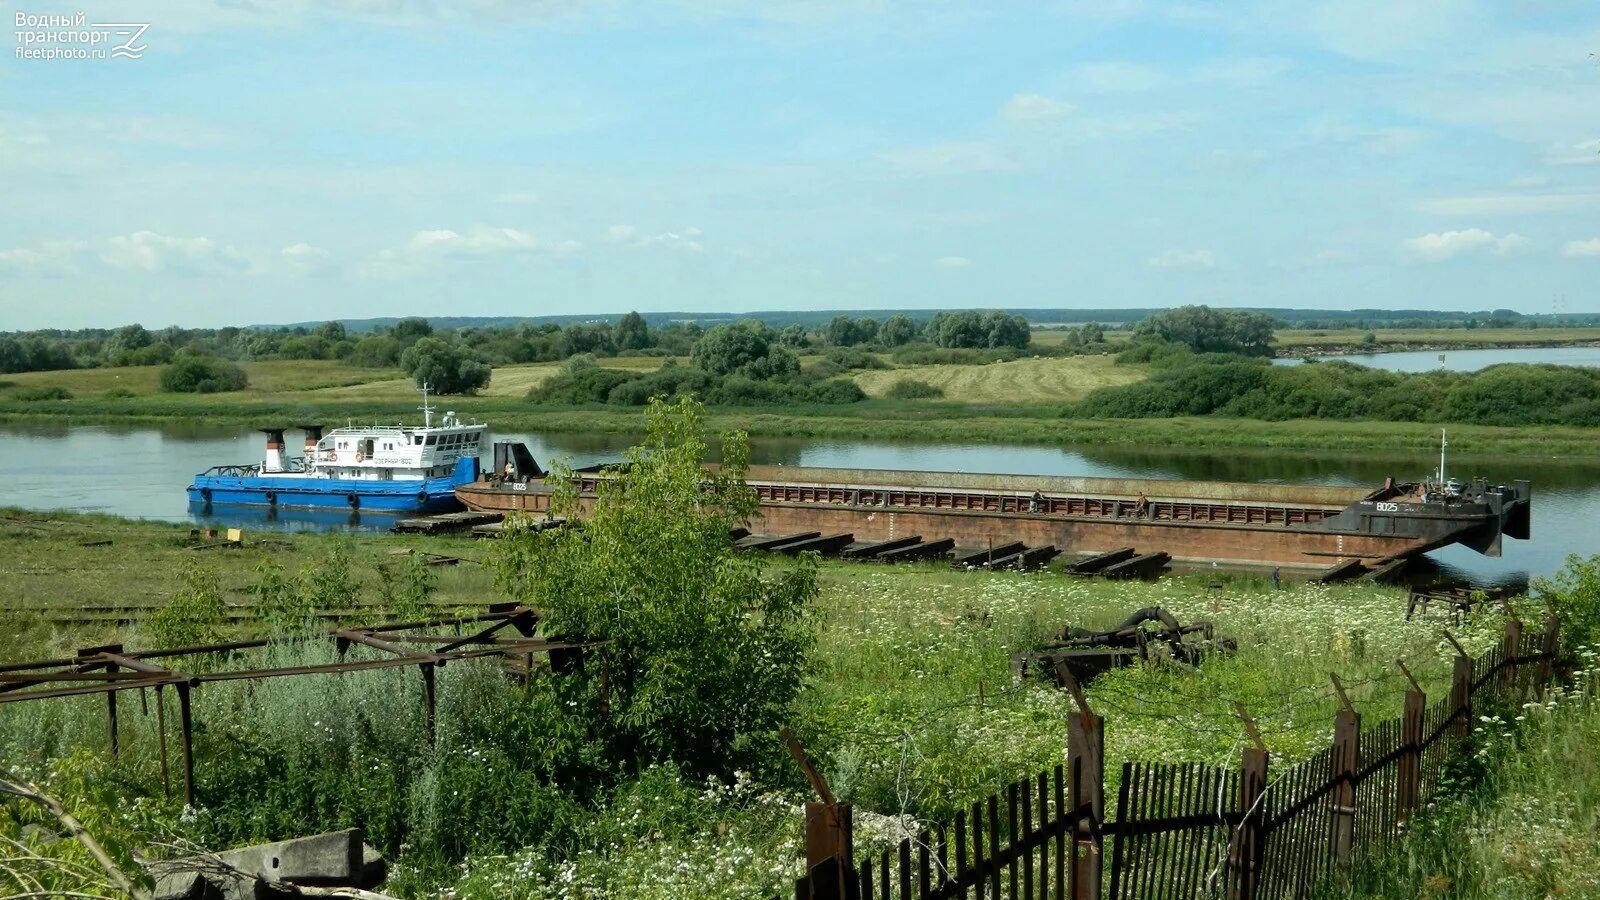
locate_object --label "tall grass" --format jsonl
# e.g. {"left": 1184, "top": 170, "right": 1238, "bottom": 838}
{"left": 0, "top": 539, "right": 1572, "bottom": 899}
{"left": 1334, "top": 657, "right": 1600, "bottom": 899}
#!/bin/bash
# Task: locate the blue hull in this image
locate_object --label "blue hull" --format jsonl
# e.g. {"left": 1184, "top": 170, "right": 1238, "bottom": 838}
{"left": 188, "top": 458, "right": 478, "bottom": 514}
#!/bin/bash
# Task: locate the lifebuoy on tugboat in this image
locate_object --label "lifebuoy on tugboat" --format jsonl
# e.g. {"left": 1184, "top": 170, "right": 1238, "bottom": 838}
{"left": 355, "top": 450, "right": 365, "bottom": 463}
{"left": 417, "top": 490, "right": 429, "bottom": 507}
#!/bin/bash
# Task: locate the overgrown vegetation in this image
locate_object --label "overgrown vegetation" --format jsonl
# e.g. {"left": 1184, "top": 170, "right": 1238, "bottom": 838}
{"left": 158, "top": 354, "right": 248, "bottom": 394}
{"left": 3, "top": 491, "right": 1599, "bottom": 897}
{"left": 489, "top": 397, "right": 817, "bottom": 776}
{"left": 530, "top": 323, "right": 869, "bottom": 406}
{"left": 883, "top": 378, "right": 944, "bottom": 399}
{"left": 1336, "top": 658, "right": 1600, "bottom": 900}
{"left": 1073, "top": 342, "right": 1600, "bottom": 428}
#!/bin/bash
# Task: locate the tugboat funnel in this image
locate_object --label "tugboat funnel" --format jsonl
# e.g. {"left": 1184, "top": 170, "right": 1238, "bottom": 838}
{"left": 259, "top": 428, "right": 287, "bottom": 473}
{"left": 298, "top": 424, "right": 324, "bottom": 459}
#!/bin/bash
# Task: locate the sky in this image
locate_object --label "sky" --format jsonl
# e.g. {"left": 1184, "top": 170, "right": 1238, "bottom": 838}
{"left": 1, "top": 0, "right": 1597, "bottom": 330}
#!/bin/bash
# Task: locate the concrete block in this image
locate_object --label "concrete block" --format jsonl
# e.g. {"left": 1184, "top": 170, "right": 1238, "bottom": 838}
{"left": 152, "top": 868, "right": 222, "bottom": 900}
{"left": 215, "top": 828, "right": 363, "bottom": 885}
{"left": 359, "top": 843, "right": 388, "bottom": 889}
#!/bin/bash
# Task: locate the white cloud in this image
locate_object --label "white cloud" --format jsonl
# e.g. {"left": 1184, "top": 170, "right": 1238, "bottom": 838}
{"left": 1547, "top": 139, "right": 1600, "bottom": 166}
{"left": 1402, "top": 229, "right": 1529, "bottom": 261}
{"left": 0, "top": 241, "right": 83, "bottom": 276}
{"left": 607, "top": 224, "right": 704, "bottom": 252}
{"left": 1562, "top": 238, "right": 1600, "bottom": 258}
{"left": 1071, "top": 61, "right": 1165, "bottom": 93}
{"left": 1000, "top": 92, "right": 1073, "bottom": 122}
{"left": 280, "top": 242, "right": 333, "bottom": 275}
{"left": 880, "top": 141, "right": 1015, "bottom": 175}
{"left": 407, "top": 227, "right": 545, "bottom": 254}
{"left": 1147, "top": 249, "right": 1216, "bottom": 269}
{"left": 100, "top": 231, "right": 255, "bottom": 275}
{"left": 933, "top": 256, "right": 973, "bottom": 268}
{"left": 1292, "top": 248, "right": 1357, "bottom": 269}
{"left": 1297, "top": 116, "right": 1431, "bottom": 156}
{"left": 1414, "top": 188, "right": 1600, "bottom": 216}
{"left": 362, "top": 225, "right": 578, "bottom": 278}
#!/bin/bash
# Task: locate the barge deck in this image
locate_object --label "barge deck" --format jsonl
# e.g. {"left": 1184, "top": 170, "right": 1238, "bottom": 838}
{"left": 456, "top": 461, "right": 1530, "bottom": 571}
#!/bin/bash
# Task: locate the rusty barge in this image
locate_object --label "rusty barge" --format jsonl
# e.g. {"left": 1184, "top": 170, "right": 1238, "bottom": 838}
{"left": 455, "top": 444, "right": 1530, "bottom": 571}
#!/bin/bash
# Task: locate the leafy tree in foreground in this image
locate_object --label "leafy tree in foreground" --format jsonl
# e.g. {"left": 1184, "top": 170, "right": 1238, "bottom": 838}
{"left": 489, "top": 397, "right": 817, "bottom": 776}
{"left": 398, "top": 336, "right": 491, "bottom": 394}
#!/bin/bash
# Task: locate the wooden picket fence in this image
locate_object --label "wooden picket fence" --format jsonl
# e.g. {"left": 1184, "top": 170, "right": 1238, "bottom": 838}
{"left": 794, "top": 614, "right": 1562, "bottom": 900}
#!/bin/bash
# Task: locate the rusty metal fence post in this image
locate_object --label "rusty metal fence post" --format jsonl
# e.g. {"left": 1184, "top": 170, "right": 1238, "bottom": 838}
{"left": 1536, "top": 612, "right": 1560, "bottom": 699}
{"left": 1449, "top": 654, "right": 1473, "bottom": 738}
{"left": 1501, "top": 618, "right": 1522, "bottom": 694}
{"left": 1227, "top": 746, "right": 1268, "bottom": 900}
{"left": 1396, "top": 690, "right": 1423, "bottom": 826}
{"left": 784, "top": 728, "right": 855, "bottom": 900}
{"left": 1068, "top": 710, "right": 1105, "bottom": 900}
{"left": 1330, "top": 708, "right": 1359, "bottom": 865}
{"left": 176, "top": 682, "right": 196, "bottom": 808}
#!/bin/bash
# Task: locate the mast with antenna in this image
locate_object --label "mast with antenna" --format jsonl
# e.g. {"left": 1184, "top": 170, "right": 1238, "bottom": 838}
{"left": 419, "top": 382, "right": 434, "bottom": 428}
{"left": 1438, "top": 429, "right": 1448, "bottom": 485}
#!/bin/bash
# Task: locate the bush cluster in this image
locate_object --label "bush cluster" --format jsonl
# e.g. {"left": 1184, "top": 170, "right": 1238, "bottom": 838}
{"left": 158, "top": 354, "right": 249, "bottom": 394}
{"left": 531, "top": 359, "right": 865, "bottom": 407}
{"left": 1074, "top": 344, "right": 1600, "bottom": 427}
{"left": 884, "top": 378, "right": 944, "bottom": 399}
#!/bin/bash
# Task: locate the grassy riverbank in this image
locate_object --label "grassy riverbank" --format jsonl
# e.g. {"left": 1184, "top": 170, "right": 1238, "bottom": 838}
{"left": 7, "top": 348, "right": 1600, "bottom": 459}
{"left": 6, "top": 395, "right": 1599, "bottom": 459}
{"left": 1274, "top": 325, "right": 1600, "bottom": 352}
{"left": 1337, "top": 664, "right": 1600, "bottom": 899}
{"left": 0, "top": 500, "right": 1578, "bottom": 899}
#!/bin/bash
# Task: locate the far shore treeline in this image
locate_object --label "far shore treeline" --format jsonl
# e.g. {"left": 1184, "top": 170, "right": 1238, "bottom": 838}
{"left": 2, "top": 305, "right": 1592, "bottom": 379}
{"left": 4, "top": 304, "right": 1600, "bottom": 430}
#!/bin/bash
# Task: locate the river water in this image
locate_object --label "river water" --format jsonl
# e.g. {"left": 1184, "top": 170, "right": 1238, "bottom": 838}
{"left": 1, "top": 421, "right": 1592, "bottom": 586}
{"left": 1274, "top": 345, "right": 1600, "bottom": 372}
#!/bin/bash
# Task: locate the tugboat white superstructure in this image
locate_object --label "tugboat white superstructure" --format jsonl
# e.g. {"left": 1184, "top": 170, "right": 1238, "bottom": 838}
{"left": 187, "top": 385, "right": 485, "bottom": 513}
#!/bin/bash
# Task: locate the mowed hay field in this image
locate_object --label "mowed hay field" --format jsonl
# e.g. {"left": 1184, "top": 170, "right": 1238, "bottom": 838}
{"left": 1, "top": 358, "right": 673, "bottom": 403}
{"left": 852, "top": 355, "right": 1145, "bottom": 403}
{"left": 0, "top": 360, "right": 394, "bottom": 398}
{"left": 306, "top": 356, "right": 669, "bottom": 399}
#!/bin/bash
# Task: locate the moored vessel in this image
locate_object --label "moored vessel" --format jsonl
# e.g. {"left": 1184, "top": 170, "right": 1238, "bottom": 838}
{"left": 187, "top": 386, "right": 484, "bottom": 514}
{"left": 456, "top": 440, "right": 1531, "bottom": 571}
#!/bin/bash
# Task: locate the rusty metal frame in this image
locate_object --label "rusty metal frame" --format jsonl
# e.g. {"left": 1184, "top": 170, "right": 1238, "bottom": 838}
{"left": 0, "top": 603, "right": 595, "bottom": 807}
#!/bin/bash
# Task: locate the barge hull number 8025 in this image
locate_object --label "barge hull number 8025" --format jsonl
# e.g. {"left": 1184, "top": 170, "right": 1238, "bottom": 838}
{"left": 456, "top": 440, "right": 1531, "bottom": 570}
{"left": 187, "top": 385, "right": 484, "bottom": 514}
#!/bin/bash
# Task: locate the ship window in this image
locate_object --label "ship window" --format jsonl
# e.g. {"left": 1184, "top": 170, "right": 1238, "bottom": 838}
{"left": 414, "top": 436, "right": 422, "bottom": 445}
{"left": 426, "top": 435, "right": 437, "bottom": 446}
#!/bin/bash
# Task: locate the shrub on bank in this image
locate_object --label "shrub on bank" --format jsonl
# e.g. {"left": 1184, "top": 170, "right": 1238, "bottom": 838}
{"left": 529, "top": 359, "right": 866, "bottom": 407}
{"left": 885, "top": 378, "right": 944, "bottom": 399}
{"left": 9, "top": 385, "right": 72, "bottom": 401}
{"left": 158, "top": 355, "right": 248, "bottom": 394}
{"left": 1075, "top": 353, "right": 1600, "bottom": 428}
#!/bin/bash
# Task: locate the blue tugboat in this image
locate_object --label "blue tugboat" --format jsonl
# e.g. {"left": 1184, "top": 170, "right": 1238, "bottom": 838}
{"left": 187, "top": 385, "right": 483, "bottom": 514}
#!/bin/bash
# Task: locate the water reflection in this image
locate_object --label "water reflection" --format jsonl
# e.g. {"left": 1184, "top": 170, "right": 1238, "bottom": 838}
{"left": 1275, "top": 345, "right": 1600, "bottom": 373}
{"left": 0, "top": 421, "right": 1593, "bottom": 582}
